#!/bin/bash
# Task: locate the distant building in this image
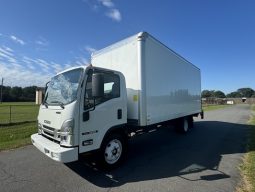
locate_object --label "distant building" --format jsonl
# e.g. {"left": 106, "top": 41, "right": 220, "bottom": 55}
{"left": 202, "top": 97, "right": 226, "bottom": 105}
{"left": 226, "top": 100, "right": 234, "bottom": 105}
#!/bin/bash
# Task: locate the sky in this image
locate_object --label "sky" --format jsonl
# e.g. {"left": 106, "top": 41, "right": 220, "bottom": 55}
{"left": 0, "top": 0, "right": 254, "bottom": 94}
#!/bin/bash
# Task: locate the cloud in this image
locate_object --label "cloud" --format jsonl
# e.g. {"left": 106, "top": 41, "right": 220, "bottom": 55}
{"left": 22, "top": 56, "right": 66, "bottom": 74}
{"left": 35, "top": 37, "right": 49, "bottom": 46}
{"left": 10, "top": 35, "right": 25, "bottom": 45}
{"left": 0, "top": 57, "right": 55, "bottom": 87}
{"left": 0, "top": 42, "right": 88, "bottom": 87}
{"left": 36, "top": 59, "right": 51, "bottom": 73}
{"left": 0, "top": 46, "right": 17, "bottom": 63}
{"left": 0, "top": 46, "right": 14, "bottom": 56}
{"left": 98, "top": 0, "right": 114, "bottom": 8}
{"left": 0, "top": 63, "right": 52, "bottom": 87}
{"left": 63, "top": 63, "right": 74, "bottom": 70}
{"left": 35, "top": 40, "right": 48, "bottom": 46}
{"left": 34, "top": 37, "right": 50, "bottom": 51}
{"left": 51, "top": 62, "right": 63, "bottom": 73}
{"left": 86, "top": 0, "right": 122, "bottom": 22}
{"left": 0, "top": 46, "right": 57, "bottom": 87}
{"left": 3, "top": 46, "right": 13, "bottom": 52}
{"left": 106, "top": 8, "right": 121, "bottom": 22}
{"left": 75, "top": 57, "right": 89, "bottom": 65}
{"left": 0, "top": 47, "right": 52, "bottom": 87}
{"left": 85, "top": 46, "right": 96, "bottom": 54}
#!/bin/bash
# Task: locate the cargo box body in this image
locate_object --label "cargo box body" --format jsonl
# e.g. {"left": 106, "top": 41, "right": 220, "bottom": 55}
{"left": 92, "top": 32, "right": 201, "bottom": 126}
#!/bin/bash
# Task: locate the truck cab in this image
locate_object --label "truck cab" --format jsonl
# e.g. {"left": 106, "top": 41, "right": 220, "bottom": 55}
{"left": 31, "top": 65, "right": 127, "bottom": 166}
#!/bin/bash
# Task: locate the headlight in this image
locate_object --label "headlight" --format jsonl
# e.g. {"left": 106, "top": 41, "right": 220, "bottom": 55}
{"left": 60, "top": 119, "right": 74, "bottom": 146}
{"left": 60, "top": 119, "right": 74, "bottom": 134}
{"left": 38, "top": 123, "right": 42, "bottom": 135}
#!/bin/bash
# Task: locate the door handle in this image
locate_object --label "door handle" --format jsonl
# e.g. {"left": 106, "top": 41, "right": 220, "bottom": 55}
{"left": 117, "top": 109, "right": 122, "bottom": 119}
{"left": 83, "top": 111, "right": 90, "bottom": 121}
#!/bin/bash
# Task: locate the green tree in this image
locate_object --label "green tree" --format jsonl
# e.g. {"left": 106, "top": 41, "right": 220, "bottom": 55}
{"left": 213, "top": 90, "right": 226, "bottom": 98}
{"left": 10, "top": 86, "right": 22, "bottom": 101}
{"left": 2, "top": 86, "right": 11, "bottom": 102}
{"left": 21, "top": 86, "right": 37, "bottom": 101}
{"left": 237, "top": 88, "right": 255, "bottom": 98}
{"left": 202, "top": 90, "right": 213, "bottom": 98}
{"left": 0, "top": 85, "right": 39, "bottom": 102}
{"left": 226, "top": 91, "right": 242, "bottom": 98}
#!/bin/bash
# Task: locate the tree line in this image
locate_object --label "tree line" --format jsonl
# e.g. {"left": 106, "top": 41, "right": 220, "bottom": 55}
{"left": 0, "top": 85, "right": 254, "bottom": 102}
{"left": 0, "top": 86, "right": 37, "bottom": 102}
{"left": 202, "top": 88, "right": 255, "bottom": 98}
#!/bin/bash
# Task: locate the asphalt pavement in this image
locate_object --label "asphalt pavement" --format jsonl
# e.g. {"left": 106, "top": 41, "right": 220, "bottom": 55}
{"left": 0, "top": 104, "right": 251, "bottom": 192}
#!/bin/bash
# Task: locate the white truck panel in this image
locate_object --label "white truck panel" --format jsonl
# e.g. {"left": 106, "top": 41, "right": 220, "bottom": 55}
{"left": 92, "top": 32, "right": 201, "bottom": 126}
{"left": 144, "top": 36, "right": 201, "bottom": 125}
{"left": 92, "top": 35, "right": 140, "bottom": 121}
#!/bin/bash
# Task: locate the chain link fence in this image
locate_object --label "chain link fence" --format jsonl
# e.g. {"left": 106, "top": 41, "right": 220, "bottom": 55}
{"left": 0, "top": 105, "right": 39, "bottom": 125}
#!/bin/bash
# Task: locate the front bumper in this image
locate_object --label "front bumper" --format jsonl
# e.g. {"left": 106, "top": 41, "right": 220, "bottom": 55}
{"left": 31, "top": 133, "right": 78, "bottom": 163}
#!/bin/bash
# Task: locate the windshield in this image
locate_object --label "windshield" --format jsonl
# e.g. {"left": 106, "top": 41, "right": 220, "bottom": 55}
{"left": 44, "top": 68, "right": 83, "bottom": 106}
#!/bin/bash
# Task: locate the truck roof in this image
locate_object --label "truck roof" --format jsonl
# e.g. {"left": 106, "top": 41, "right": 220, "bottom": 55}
{"left": 56, "top": 65, "right": 88, "bottom": 75}
{"left": 92, "top": 31, "right": 200, "bottom": 71}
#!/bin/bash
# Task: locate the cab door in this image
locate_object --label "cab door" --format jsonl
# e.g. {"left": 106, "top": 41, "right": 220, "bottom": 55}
{"left": 79, "top": 69, "right": 127, "bottom": 153}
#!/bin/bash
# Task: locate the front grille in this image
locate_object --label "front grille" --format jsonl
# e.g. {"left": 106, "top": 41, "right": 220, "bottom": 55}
{"left": 43, "top": 131, "right": 54, "bottom": 137}
{"left": 43, "top": 125, "right": 55, "bottom": 131}
{"left": 41, "top": 124, "right": 60, "bottom": 142}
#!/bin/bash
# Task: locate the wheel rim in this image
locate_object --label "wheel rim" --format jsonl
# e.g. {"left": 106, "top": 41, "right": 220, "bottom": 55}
{"left": 183, "top": 118, "right": 189, "bottom": 132}
{"left": 104, "top": 139, "right": 122, "bottom": 164}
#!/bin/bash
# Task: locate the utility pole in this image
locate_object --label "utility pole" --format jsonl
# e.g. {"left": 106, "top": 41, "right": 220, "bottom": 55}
{"left": 0, "top": 78, "right": 3, "bottom": 104}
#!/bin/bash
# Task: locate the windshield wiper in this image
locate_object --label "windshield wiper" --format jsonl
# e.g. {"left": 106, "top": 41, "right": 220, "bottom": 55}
{"left": 43, "top": 101, "right": 49, "bottom": 108}
{"left": 51, "top": 101, "right": 65, "bottom": 109}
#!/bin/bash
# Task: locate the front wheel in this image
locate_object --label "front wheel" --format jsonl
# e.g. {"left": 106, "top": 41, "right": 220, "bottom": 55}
{"left": 99, "top": 133, "right": 127, "bottom": 169}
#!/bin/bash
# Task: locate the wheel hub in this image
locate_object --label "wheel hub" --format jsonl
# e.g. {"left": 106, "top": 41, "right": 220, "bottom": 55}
{"left": 112, "top": 148, "right": 117, "bottom": 155}
{"left": 104, "top": 139, "right": 122, "bottom": 164}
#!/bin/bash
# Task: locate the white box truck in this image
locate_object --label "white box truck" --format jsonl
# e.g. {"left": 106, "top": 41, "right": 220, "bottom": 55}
{"left": 31, "top": 32, "right": 203, "bottom": 168}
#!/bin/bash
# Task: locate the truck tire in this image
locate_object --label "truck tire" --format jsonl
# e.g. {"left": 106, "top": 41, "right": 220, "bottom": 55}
{"left": 176, "top": 117, "right": 190, "bottom": 134}
{"left": 182, "top": 117, "right": 189, "bottom": 133}
{"left": 99, "top": 133, "right": 127, "bottom": 169}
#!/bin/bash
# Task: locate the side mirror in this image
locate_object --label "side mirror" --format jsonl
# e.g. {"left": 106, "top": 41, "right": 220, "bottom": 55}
{"left": 92, "top": 73, "right": 104, "bottom": 98}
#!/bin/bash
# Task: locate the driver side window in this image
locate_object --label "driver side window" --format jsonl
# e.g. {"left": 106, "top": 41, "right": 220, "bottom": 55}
{"left": 84, "top": 71, "right": 120, "bottom": 110}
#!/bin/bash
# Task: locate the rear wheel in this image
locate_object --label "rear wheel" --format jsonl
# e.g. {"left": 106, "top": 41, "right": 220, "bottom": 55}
{"left": 176, "top": 116, "right": 192, "bottom": 133}
{"left": 182, "top": 117, "right": 189, "bottom": 133}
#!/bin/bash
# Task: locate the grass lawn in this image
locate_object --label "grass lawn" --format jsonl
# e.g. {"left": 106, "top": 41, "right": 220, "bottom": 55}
{"left": 238, "top": 105, "right": 255, "bottom": 192}
{"left": 0, "top": 102, "right": 39, "bottom": 124}
{"left": 0, "top": 122, "right": 37, "bottom": 151}
{"left": 0, "top": 102, "right": 39, "bottom": 150}
{"left": 0, "top": 102, "right": 36, "bottom": 106}
{"left": 203, "top": 104, "right": 230, "bottom": 111}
